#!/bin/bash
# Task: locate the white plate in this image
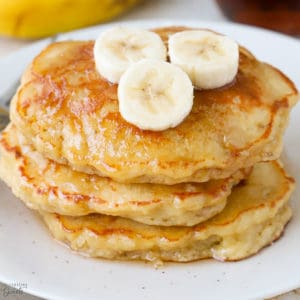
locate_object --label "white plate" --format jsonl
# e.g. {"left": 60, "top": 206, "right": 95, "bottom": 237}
{"left": 0, "top": 20, "right": 299, "bottom": 300}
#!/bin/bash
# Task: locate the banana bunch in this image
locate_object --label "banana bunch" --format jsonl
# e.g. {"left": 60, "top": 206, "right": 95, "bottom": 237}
{"left": 0, "top": 0, "right": 140, "bottom": 38}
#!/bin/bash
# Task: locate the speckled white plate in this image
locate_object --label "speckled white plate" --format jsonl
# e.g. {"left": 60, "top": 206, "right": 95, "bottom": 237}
{"left": 0, "top": 20, "right": 300, "bottom": 300}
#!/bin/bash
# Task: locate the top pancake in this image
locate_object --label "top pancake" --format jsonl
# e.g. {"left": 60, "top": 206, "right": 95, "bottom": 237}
{"left": 10, "top": 27, "right": 298, "bottom": 184}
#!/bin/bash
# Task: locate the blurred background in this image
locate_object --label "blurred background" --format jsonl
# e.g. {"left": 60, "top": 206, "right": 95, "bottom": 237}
{"left": 0, "top": 0, "right": 299, "bottom": 58}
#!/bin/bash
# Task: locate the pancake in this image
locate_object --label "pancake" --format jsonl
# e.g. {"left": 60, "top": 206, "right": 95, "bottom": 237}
{"left": 10, "top": 27, "right": 298, "bottom": 184}
{"left": 0, "top": 123, "right": 248, "bottom": 226}
{"left": 40, "top": 161, "right": 294, "bottom": 263}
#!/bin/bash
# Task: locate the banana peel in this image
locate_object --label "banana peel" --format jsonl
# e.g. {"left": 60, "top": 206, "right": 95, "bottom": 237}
{"left": 0, "top": 0, "right": 140, "bottom": 39}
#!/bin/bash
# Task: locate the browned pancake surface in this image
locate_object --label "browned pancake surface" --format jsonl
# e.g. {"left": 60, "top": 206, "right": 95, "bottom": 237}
{"left": 10, "top": 27, "right": 298, "bottom": 183}
{"left": 0, "top": 124, "right": 249, "bottom": 226}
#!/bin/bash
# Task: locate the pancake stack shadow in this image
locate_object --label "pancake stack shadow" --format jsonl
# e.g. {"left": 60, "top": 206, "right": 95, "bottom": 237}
{"left": 0, "top": 27, "right": 298, "bottom": 265}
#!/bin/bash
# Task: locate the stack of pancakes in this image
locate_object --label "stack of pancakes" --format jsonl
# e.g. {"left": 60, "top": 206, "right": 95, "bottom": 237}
{"left": 0, "top": 27, "right": 298, "bottom": 264}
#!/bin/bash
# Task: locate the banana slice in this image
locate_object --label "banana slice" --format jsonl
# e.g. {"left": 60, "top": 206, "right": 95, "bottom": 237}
{"left": 168, "top": 30, "right": 239, "bottom": 89}
{"left": 94, "top": 26, "right": 167, "bottom": 83}
{"left": 118, "top": 59, "right": 194, "bottom": 131}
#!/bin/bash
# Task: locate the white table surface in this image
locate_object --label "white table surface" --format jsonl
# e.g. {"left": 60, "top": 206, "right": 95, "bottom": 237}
{"left": 0, "top": 0, "right": 299, "bottom": 299}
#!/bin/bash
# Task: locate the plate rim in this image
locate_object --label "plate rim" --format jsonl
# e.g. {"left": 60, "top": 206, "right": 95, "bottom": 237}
{"left": 1, "top": 18, "right": 300, "bottom": 64}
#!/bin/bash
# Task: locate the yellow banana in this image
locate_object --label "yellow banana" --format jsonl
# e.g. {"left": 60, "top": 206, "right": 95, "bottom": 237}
{"left": 0, "top": 0, "right": 140, "bottom": 39}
